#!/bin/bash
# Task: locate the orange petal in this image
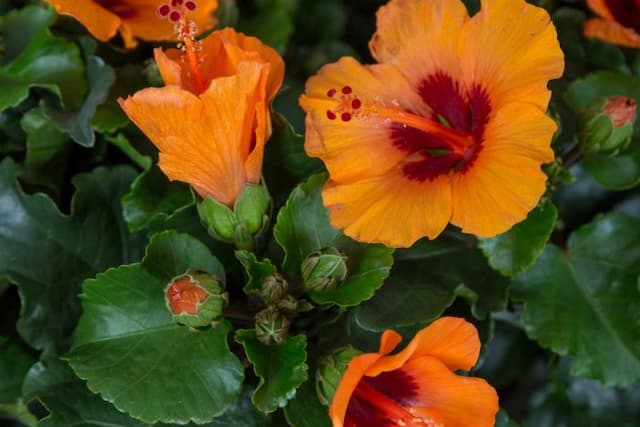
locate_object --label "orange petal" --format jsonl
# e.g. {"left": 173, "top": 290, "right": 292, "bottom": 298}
{"left": 459, "top": 0, "right": 564, "bottom": 111}
{"left": 119, "top": 61, "right": 269, "bottom": 206}
{"left": 47, "top": 0, "right": 121, "bottom": 42}
{"left": 379, "top": 330, "right": 403, "bottom": 355}
{"left": 450, "top": 102, "right": 555, "bottom": 237}
{"left": 329, "top": 353, "right": 383, "bottom": 427}
{"left": 321, "top": 169, "right": 452, "bottom": 247}
{"left": 586, "top": 0, "right": 614, "bottom": 19}
{"left": 299, "top": 56, "right": 425, "bottom": 183}
{"left": 584, "top": 17, "right": 640, "bottom": 48}
{"left": 369, "top": 0, "right": 469, "bottom": 88}
{"left": 402, "top": 356, "right": 499, "bottom": 427}
{"left": 366, "top": 317, "right": 481, "bottom": 377}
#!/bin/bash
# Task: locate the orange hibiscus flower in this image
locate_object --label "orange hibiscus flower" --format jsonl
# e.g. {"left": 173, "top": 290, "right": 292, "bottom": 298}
{"left": 119, "top": 23, "right": 284, "bottom": 206}
{"left": 585, "top": 0, "right": 640, "bottom": 48}
{"left": 46, "top": 0, "right": 218, "bottom": 48}
{"left": 330, "top": 317, "right": 499, "bottom": 427}
{"left": 299, "top": 0, "right": 564, "bottom": 247}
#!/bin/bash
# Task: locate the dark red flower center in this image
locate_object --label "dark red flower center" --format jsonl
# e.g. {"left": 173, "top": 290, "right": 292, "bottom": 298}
{"left": 604, "top": 0, "right": 640, "bottom": 33}
{"left": 391, "top": 72, "right": 491, "bottom": 182}
{"left": 345, "top": 370, "right": 438, "bottom": 426}
{"left": 94, "top": 0, "right": 137, "bottom": 18}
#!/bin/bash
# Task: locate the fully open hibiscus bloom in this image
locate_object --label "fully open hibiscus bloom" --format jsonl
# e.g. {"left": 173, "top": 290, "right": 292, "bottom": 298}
{"left": 299, "top": 0, "right": 564, "bottom": 247}
{"left": 120, "top": 23, "right": 284, "bottom": 206}
{"left": 584, "top": 0, "right": 640, "bottom": 48}
{"left": 46, "top": 0, "right": 218, "bottom": 48}
{"left": 330, "top": 317, "right": 498, "bottom": 427}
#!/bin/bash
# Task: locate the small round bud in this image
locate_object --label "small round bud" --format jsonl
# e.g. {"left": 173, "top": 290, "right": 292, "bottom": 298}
{"left": 579, "top": 96, "right": 637, "bottom": 156}
{"left": 276, "top": 294, "right": 299, "bottom": 314}
{"left": 254, "top": 306, "right": 290, "bottom": 345}
{"left": 301, "top": 247, "right": 348, "bottom": 292}
{"left": 234, "top": 184, "right": 271, "bottom": 235}
{"left": 261, "top": 274, "right": 288, "bottom": 303}
{"left": 315, "top": 347, "right": 363, "bottom": 406}
{"left": 165, "top": 271, "right": 226, "bottom": 328}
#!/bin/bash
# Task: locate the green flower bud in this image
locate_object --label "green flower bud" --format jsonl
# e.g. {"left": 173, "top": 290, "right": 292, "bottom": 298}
{"left": 197, "top": 197, "right": 237, "bottom": 242}
{"left": 579, "top": 96, "right": 637, "bottom": 156}
{"left": 234, "top": 184, "right": 271, "bottom": 235}
{"left": 255, "top": 306, "right": 290, "bottom": 345}
{"left": 276, "top": 294, "right": 299, "bottom": 314}
{"left": 315, "top": 346, "right": 362, "bottom": 406}
{"left": 301, "top": 247, "right": 348, "bottom": 292}
{"left": 261, "top": 274, "right": 288, "bottom": 303}
{"left": 165, "top": 271, "right": 227, "bottom": 328}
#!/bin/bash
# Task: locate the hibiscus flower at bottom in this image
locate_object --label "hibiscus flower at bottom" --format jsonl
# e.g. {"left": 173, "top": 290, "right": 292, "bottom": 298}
{"left": 329, "top": 317, "right": 498, "bottom": 427}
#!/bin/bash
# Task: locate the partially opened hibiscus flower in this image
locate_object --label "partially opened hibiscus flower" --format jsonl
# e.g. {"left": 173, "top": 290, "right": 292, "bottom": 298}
{"left": 584, "top": 0, "right": 640, "bottom": 48}
{"left": 330, "top": 317, "right": 498, "bottom": 427}
{"left": 46, "top": 0, "right": 218, "bottom": 48}
{"left": 120, "top": 18, "right": 284, "bottom": 207}
{"left": 300, "top": 0, "right": 564, "bottom": 247}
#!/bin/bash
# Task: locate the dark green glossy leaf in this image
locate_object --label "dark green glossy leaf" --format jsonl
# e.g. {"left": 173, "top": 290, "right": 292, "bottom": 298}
{"left": 20, "top": 106, "right": 69, "bottom": 168}
{"left": 207, "top": 388, "right": 270, "bottom": 427}
{"left": 122, "top": 166, "right": 193, "bottom": 232}
{"left": 68, "top": 231, "right": 242, "bottom": 424}
{"left": 283, "top": 380, "right": 331, "bottom": 427}
{"left": 0, "top": 5, "right": 84, "bottom": 110}
{"left": 274, "top": 174, "right": 393, "bottom": 307}
{"left": 564, "top": 72, "right": 640, "bottom": 190}
{"left": 105, "top": 133, "right": 152, "bottom": 170}
{"left": 0, "top": 399, "right": 37, "bottom": 427}
{"left": 238, "top": 0, "right": 298, "bottom": 53}
{"left": 0, "top": 336, "right": 35, "bottom": 403}
{"left": 512, "top": 213, "right": 640, "bottom": 387}
{"left": 0, "top": 158, "right": 144, "bottom": 349}
{"left": 355, "top": 235, "right": 508, "bottom": 330}
{"left": 479, "top": 203, "right": 558, "bottom": 276}
{"left": 44, "top": 38, "right": 115, "bottom": 147}
{"left": 496, "top": 410, "right": 520, "bottom": 427}
{"left": 235, "top": 330, "right": 308, "bottom": 414}
{"left": 236, "top": 250, "right": 278, "bottom": 296}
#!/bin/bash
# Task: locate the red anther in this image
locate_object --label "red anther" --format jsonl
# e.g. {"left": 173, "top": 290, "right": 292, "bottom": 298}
{"left": 327, "top": 110, "right": 337, "bottom": 120}
{"left": 169, "top": 10, "right": 182, "bottom": 22}
{"left": 327, "top": 88, "right": 337, "bottom": 98}
{"left": 185, "top": 0, "right": 197, "bottom": 10}
{"left": 352, "top": 98, "right": 362, "bottom": 109}
{"left": 341, "top": 112, "right": 352, "bottom": 122}
{"left": 157, "top": 3, "right": 171, "bottom": 17}
{"left": 342, "top": 86, "right": 352, "bottom": 95}
{"left": 171, "top": 0, "right": 183, "bottom": 6}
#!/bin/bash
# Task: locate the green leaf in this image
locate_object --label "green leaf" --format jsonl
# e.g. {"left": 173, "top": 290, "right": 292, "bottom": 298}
{"left": 23, "top": 357, "right": 149, "bottom": 427}
{"left": 0, "top": 5, "right": 85, "bottom": 110}
{"left": 274, "top": 174, "right": 393, "bottom": 307}
{"left": 0, "top": 336, "right": 35, "bottom": 403}
{"left": 564, "top": 72, "right": 640, "bottom": 190}
{"left": 122, "top": 166, "right": 193, "bottom": 232}
{"left": 0, "top": 158, "right": 144, "bottom": 349}
{"left": 235, "top": 330, "right": 308, "bottom": 414}
{"left": 479, "top": 203, "right": 558, "bottom": 276}
{"left": 0, "top": 399, "right": 37, "bottom": 427}
{"left": 44, "top": 38, "right": 115, "bottom": 147}
{"left": 105, "top": 133, "right": 152, "bottom": 170}
{"left": 238, "top": 0, "right": 298, "bottom": 53}
{"left": 355, "top": 234, "right": 508, "bottom": 330}
{"left": 67, "top": 231, "right": 242, "bottom": 424}
{"left": 496, "top": 410, "right": 520, "bottom": 427}
{"left": 20, "top": 106, "right": 70, "bottom": 169}
{"left": 206, "top": 388, "right": 270, "bottom": 427}
{"left": 512, "top": 213, "right": 640, "bottom": 387}
{"left": 236, "top": 250, "right": 278, "bottom": 295}
{"left": 283, "top": 380, "right": 331, "bottom": 427}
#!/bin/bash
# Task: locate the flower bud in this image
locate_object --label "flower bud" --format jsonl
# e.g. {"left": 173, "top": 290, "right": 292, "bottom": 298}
{"left": 255, "top": 306, "right": 290, "bottom": 345}
{"left": 301, "top": 247, "right": 348, "bottom": 292}
{"left": 579, "top": 96, "right": 637, "bottom": 156}
{"left": 261, "top": 274, "right": 288, "bottom": 303}
{"left": 276, "top": 294, "right": 299, "bottom": 314}
{"left": 165, "top": 271, "right": 227, "bottom": 328}
{"left": 315, "top": 346, "right": 363, "bottom": 406}
{"left": 197, "top": 197, "right": 237, "bottom": 242}
{"left": 234, "top": 184, "right": 271, "bottom": 235}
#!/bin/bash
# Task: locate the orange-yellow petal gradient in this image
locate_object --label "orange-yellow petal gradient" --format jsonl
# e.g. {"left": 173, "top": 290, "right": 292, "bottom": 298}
{"left": 458, "top": 0, "right": 564, "bottom": 111}
{"left": 369, "top": 0, "right": 469, "bottom": 88}
{"left": 119, "top": 61, "right": 269, "bottom": 206}
{"left": 402, "top": 356, "right": 499, "bottom": 427}
{"left": 47, "top": 0, "right": 120, "bottom": 42}
{"left": 584, "top": 18, "right": 640, "bottom": 48}
{"left": 450, "top": 103, "right": 556, "bottom": 236}
{"left": 322, "top": 170, "right": 452, "bottom": 248}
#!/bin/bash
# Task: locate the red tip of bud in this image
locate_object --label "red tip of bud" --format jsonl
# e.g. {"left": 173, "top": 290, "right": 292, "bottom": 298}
{"left": 166, "top": 276, "right": 208, "bottom": 315}
{"left": 604, "top": 96, "right": 637, "bottom": 128}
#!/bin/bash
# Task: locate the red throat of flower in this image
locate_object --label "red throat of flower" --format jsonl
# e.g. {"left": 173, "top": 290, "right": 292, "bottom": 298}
{"left": 156, "top": 0, "right": 208, "bottom": 94}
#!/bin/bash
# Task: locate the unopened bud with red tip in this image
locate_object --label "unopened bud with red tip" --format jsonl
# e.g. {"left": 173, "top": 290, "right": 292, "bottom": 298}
{"left": 316, "top": 346, "right": 363, "bottom": 406}
{"left": 301, "top": 247, "right": 348, "bottom": 293}
{"left": 165, "top": 271, "right": 226, "bottom": 328}
{"left": 579, "top": 96, "right": 637, "bottom": 156}
{"left": 260, "top": 274, "right": 288, "bottom": 303}
{"left": 254, "top": 306, "right": 290, "bottom": 345}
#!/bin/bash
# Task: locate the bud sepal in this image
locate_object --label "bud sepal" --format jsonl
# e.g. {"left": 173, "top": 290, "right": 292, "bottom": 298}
{"left": 316, "top": 346, "right": 363, "bottom": 406}
{"left": 254, "top": 306, "right": 290, "bottom": 345}
{"left": 578, "top": 96, "right": 637, "bottom": 157}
